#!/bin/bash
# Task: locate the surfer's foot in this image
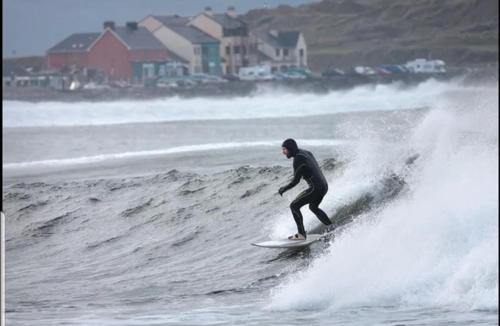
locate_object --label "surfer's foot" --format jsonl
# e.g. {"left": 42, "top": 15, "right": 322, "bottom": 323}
{"left": 288, "top": 233, "right": 306, "bottom": 240}
{"left": 326, "top": 224, "right": 336, "bottom": 233}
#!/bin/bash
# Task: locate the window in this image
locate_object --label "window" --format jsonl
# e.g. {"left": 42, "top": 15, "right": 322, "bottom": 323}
{"left": 194, "top": 47, "right": 201, "bottom": 55}
{"left": 226, "top": 46, "right": 231, "bottom": 55}
{"left": 276, "top": 48, "right": 280, "bottom": 57}
{"left": 283, "top": 49, "right": 289, "bottom": 57}
{"left": 242, "top": 45, "right": 246, "bottom": 55}
{"left": 234, "top": 46, "right": 240, "bottom": 54}
{"left": 223, "top": 27, "right": 248, "bottom": 37}
{"left": 158, "top": 64, "right": 166, "bottom": 76}
{"left": 299, "top": 49, "right": 304, "bottom": 57}
{"left": 142, "top": 63, "right": 155, "bottom": 78}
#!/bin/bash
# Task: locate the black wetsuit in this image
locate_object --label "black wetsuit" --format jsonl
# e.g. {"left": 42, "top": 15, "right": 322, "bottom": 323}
{"left": 280, "top": 146, "right": 332, "bottom": 237}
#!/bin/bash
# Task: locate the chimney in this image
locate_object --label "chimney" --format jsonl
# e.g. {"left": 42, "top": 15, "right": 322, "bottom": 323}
{"left": 103, "top": 21, "right": 115, "bottom": 30}
{"left": 204, "top": 6, "right": 213, "bottom": 16}
{"left": 227, "top": 6, "right": 237, "bottom": 18}
{"left": 126, "top": 21, "right": 138, "bottom": 31}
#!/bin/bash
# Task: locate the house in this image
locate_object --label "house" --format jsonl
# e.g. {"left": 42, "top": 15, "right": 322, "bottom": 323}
{"left": 47, "top": 22, "right": 177, "bottom": 83}
{"left": 47, "top": 32, "right": 100, "bottom": 73}
{"left": 88, "top": 22, "right": 173, "bottom": 82}
{"left": 139, "top": 15, "right": 222, "bottom": 76}
{"left": 2, "top": 60, "right": 57, "bottom": 87}
{"left": 2, "top": 61, "right": 32, "bottom": 87}
{"left": 188, "top": 7, "right": 259, "bottom": 75}
{"left": 255, "top": 30, "right": 308, "bottom": 72}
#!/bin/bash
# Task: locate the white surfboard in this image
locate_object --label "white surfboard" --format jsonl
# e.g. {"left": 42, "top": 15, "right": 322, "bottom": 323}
{"left": 251, "top": 234, "right": 324, "bottom": 249}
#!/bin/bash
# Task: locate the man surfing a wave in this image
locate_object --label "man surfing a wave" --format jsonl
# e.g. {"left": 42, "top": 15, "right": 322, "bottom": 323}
{"left": 279, "top": 138, "right": 334, "bottom": 240}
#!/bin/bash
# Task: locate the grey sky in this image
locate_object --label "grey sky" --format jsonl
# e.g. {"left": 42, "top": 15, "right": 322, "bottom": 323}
{"left": 3, "top": 0, "right": 318, "bottom": 58}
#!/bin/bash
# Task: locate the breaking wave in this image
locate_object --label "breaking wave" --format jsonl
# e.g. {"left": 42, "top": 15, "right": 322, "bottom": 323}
{"left": 3, "top": 78, "right": 466, "bottom": 128}
{"left": 269, "top": 81, "right": 498, "bottom": 312}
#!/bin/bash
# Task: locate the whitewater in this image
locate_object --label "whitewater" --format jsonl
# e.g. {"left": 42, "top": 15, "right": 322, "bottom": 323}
{"left": 3, "top": 78, "right": 498, "bottom": 325}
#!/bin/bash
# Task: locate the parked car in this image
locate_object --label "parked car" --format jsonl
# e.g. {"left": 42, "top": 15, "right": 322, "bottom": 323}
{"left": 222, "top": 74, "right": 240, "bottom": 82}
{"left": 156, "top": 77, "right": 179, "bottom": 88}
{"left": 109, "top": 80, "right": 131, "bottom": 88}
{"left": 239, "top": 65, "right": 274, "bottom": 81}
{"left": 322, "top": 68, "right": 346, "bottom": 78}
{"left": 176, "top": 78, "right": 196, "bottom": 87}
{"left": 189, "top": 73, "right": 227, "bottom": 84}
{"left": 377, "top": 65, "right": 410, "bottom": 74}
{"left": 353, "top": 66, "right": 377, "bottom": 76}
{"left": 275, "top": 71, "right": 307, "bottom": 80}
{"left": 82, "top": 82, "right": 111, "bottom": 89}
{"left": 287, "top": 67, "right": 317, "bottom": 78}
{"left": 206, "top": 75, "right": 228, "bottom": 83}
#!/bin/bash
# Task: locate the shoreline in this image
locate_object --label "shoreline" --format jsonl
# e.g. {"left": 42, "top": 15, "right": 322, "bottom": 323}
{"left": 2, "top": 68, "right": 497, "bottom": 103}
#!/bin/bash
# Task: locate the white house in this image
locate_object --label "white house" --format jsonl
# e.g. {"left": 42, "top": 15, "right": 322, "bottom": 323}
{"left": 188, "top": 7, "right": 259, "bottom": 75}
{"left": 255, "top": 29, "right": 308, "bottom": 72}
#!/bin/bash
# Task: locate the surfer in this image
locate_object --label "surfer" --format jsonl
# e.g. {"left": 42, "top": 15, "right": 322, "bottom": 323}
{"left": 279, "top": 138, "right": 333, "bottom": 240}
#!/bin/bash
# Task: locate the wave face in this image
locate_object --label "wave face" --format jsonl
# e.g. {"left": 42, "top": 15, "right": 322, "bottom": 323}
{"left": 3, "top": 78, "right": 464, "bottom": 127}
{"left": 269, "top": 82, "right": 499, "bottom": 313}
{"left": 3, "top": 79, "right": 498, "bottom": 325}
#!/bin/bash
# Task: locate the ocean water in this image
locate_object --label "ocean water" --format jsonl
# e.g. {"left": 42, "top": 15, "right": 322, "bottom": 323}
{"left": 3, "top": 79, "right": 498, "bottom": 325}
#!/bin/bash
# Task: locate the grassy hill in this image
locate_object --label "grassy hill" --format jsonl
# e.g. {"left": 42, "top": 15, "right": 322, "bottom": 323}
{"left": 243, "top": 0, "right": 498, "bottom": 71}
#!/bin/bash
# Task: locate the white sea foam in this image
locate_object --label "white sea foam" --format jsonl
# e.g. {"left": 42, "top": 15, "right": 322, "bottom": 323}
{"left": 3, "top": 139, "right": 344, "bottom": 169}
{"left": 3, "top": 78, "right": 466, "bottom": 128}
{"left": 269, "top": 82, "right": 498, "bottom": 311}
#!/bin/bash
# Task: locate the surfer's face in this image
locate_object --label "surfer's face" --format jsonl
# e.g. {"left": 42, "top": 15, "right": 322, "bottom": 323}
{"left": 282, "top": 147, "right": 289, "bottom": 157}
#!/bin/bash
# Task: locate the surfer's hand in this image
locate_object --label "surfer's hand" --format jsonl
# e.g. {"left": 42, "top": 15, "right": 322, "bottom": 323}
{"left": 278, "top": 187, "right": 286, "bottom": 196}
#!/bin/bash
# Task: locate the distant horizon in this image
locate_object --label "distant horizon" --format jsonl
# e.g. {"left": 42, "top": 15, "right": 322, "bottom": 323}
{"left": 3, "top": 0, "right": 318, "bottom": 59}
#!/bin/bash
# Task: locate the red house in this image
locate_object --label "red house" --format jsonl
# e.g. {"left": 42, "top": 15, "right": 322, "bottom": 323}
{"left": 47, "top": 22, "right": 172, "bottom": 81}
{"left": 46, "top": 32, "right": 99, "bottom": 71}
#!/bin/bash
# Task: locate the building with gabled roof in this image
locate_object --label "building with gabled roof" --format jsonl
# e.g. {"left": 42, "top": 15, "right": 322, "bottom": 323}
{"left": 3, "top": 60, "right": 31, "bottom": 87}
{"left": 47, "top": 33, "right": 101, "bottom": 54}
{"left": 46, "top": 33, "right": 100, "bottom": 71}
{"left": 255, "top": 29, "right": 308, "bottom": 71}
{"left": 46, "top": 22, "right": 177, "bottom": 83}
{"left": 188, "top": 7, "right": 259, "bottom": 75}
{"left": 139, "top": 15, "right": 222, "bottom": 75}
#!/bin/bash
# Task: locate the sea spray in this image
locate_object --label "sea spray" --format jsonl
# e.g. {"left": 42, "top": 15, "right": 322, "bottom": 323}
{"left": 269, "top": 82, "right": 498, "bottom": 312}
{"left": 4, "top": 78, "right": 464, "bottom": 128}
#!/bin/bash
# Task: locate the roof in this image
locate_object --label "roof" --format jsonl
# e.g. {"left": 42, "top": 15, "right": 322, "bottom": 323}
{"left": 164, "top": 49, "right": 189, "bottom": 63}
{"left": 257, "top": 50, "right": 274, "bottom": 62}
{"left": 153, "top": 16, "right": 219, "bottom": 44}
{"left": 258, "top": 31, "right": 301, "bottom": 49}
{"left": 154, "top": 15, "right": 190, "bottom": 26}
{"left": 210, "top": 14, "right": 246, "bottom": 29}
{"left": 112, "top": 26, "right": 166, "bottom": 50}
{"left": 47, "top": 27, "right": 165, "bottom": 54}
{"left": 47, "top": 33, "right": 100, "bottom": 54}
{"left": 130, "top": 48, "right": 188, "bottom": 64}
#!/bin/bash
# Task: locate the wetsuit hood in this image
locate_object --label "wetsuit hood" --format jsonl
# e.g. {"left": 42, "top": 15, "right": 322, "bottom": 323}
{"left": 282, "top": 138, "right": 298, "bottom": 158}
